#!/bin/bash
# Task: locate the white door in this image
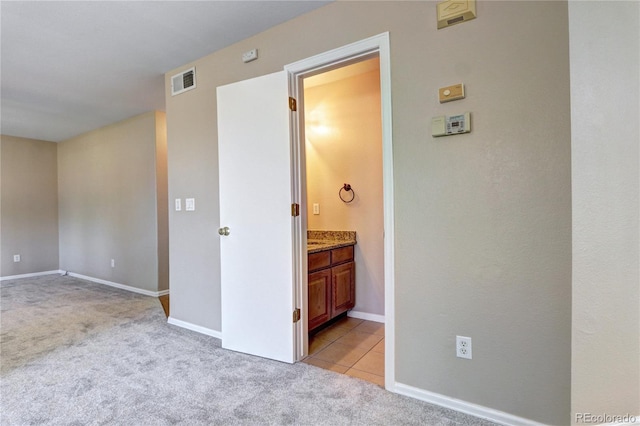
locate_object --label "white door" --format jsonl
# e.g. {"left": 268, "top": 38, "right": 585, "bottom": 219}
{"left": 217, "top": 71, "right": 296, "bottom": 363}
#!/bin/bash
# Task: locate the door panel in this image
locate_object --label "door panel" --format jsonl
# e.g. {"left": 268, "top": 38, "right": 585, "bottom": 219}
{"left": 308, "top": 269, "right": 331, "bottom": 330}
{"left": 217, "top": 70, "right": 295, "bottom": 363}
{"left": 332, "top": 262, "right": 355, "bottom": 317}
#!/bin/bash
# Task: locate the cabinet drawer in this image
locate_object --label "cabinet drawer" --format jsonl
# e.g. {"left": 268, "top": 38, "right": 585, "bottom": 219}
{"left": 308, "top": 250, "right": 331, "bottom": 272}
{"left": 331, "top": 245, "right": 354, "bottom": 265}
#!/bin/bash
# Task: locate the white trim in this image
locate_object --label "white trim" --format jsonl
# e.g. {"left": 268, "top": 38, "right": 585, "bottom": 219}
{"left": 167, "top": 317, "right": 223, "bottom": 340}
{"left": 393, "top": 382, "right": 545, "bottom": 426}
{"left": 1, "top": 270, "right": 169, "bottom": 298}
{"left": 0, "top": 270, "right": 63, "bottom": 281}
{"left": 285, "top": 32, "right": 395, "bottom": 389}
{"left": 67, "top": 272, "right": 165, "bottom": 297}
{"left": 286, "top": 33, "right": 385, "bottom": 76}
{"left": 287, "top": 54, "right": 307, "bottom": 363}
{"left": 348, "top": 310, "right": 385, "bottom": 323}
{"left": 377, "top": 32, "right": 396, "bottom": 393}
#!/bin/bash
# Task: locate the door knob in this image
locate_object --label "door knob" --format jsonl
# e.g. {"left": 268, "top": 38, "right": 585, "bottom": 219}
{"left": 218, "top": 226, "right": 230, "bottom": 236}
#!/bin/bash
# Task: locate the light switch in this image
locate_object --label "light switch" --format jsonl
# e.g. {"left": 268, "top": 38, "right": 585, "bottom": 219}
{"left": 185, "top": 198, "right": 195, "bottom": 211}
{"left": 175, "top": 198, "right": 182, "bottom": 211}
{"left": 313, "top": 203, "right": 320, "bottom": 215}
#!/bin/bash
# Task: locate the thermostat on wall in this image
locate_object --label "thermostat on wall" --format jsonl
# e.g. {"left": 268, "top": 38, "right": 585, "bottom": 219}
{"left": 432, "top": 113, "right": 471, "bottom": 137}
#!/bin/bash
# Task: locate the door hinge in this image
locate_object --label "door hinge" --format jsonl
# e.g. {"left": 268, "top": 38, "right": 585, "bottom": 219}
{"left": 291, "top": 203, "right": 300, "bottom": 217}
{"left": 289, "top": 97, "right": 297, "bottom": 111}
{"left": 293, "top": 308, "right": 301, "bottom": 323}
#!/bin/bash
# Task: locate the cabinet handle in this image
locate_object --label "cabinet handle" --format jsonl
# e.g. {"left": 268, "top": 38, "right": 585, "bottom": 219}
{"left": 218, "top": 226, "right": 230, "bottom": 236}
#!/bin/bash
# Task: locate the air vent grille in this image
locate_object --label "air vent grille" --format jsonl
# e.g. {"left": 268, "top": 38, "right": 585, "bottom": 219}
{"left": 171, "top": 67, "right": 196, "bottom": 96}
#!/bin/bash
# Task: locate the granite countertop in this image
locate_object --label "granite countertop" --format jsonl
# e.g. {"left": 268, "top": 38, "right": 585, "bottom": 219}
{"left": 307, "top": 230, "right": 356, "bottom": 254}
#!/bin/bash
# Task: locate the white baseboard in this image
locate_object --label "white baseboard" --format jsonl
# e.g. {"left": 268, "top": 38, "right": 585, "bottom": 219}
{"left": 158, "top": 289, "right": 170, "bottom": 296}
{"left": 167, "top": 317, "right": 222, "bottom": 340}
{"left": 67, "top": 272, "right": 166, "bottom": 297}
{"left": 0, "top": 270, "right": 63, "bottom": 281}
{"left": 348, "top": 310, "right": 385, "bottom": 323}
{"left": 393, "top": 382, "right": 545, "bottom": 426}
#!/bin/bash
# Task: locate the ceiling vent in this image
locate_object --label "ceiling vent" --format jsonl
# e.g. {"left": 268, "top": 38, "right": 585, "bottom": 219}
{"left": 171, "top": 67, "right": 196, "bottom": 96}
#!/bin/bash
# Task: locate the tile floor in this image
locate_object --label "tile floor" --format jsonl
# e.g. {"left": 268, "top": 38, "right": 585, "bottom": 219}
{"left": 303, "top": 316, "right": 385, "bottom": 387}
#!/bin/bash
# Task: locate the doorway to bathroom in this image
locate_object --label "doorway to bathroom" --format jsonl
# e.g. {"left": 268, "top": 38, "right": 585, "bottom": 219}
{"left": 299, "top": 56, "right": 386, "bottom": 386}
{"left": 285, "top": 33, "right": 394, "bottom": 389}
{"left": 215, "top": 33, "right": 394, "bottom": 386}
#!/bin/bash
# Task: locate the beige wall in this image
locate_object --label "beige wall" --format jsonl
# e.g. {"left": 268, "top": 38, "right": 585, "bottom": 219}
{"left": 155, "top": 111, "right": 169, "bottom": 292}
{"left": 58, "top": 111, "right": 166, "bottom": 292}
{"left": 165, "top": 2, "right": 572, "bottom": 424}
{"left": 1, "top": 135, "right": 59, "bottom": 276}
{"left": 305, "top": 66, "right": 384, "bottom": 316}
{"left": 569, "top": 1, "right": 640, "bottom": 422}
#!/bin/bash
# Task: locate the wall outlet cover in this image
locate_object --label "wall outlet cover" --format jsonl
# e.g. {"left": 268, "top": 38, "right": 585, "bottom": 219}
{"left": 456, "top": 335, "right": 472, "bottom": 359}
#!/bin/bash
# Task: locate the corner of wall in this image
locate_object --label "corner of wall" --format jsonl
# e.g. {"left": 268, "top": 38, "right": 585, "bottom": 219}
{"left": 1, "top": 135, "right": 59, "bottom": 276}
{"left": 155, "top": 111, "right": 169, "bottom": 292}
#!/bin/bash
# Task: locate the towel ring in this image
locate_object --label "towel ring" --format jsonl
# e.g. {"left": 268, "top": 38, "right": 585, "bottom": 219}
{"left": 339, "top": 183, "right": 355, "bottom": 203}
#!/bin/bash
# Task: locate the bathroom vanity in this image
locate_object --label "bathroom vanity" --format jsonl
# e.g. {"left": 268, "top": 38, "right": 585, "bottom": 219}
{"left": 307, "top": 231, "right": 356, "bottom": 331}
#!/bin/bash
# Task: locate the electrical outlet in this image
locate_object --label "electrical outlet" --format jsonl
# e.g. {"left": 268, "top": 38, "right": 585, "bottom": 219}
{"left": 13, "top": 254, "right": 21, "bottom": 262}
{"left": 111, "top": 259, "right": 115, "bottom": 268}
{"left": 456, "top": 335, "right": 472, "bottom": 359}
{"left": 313, "top": 203, "right": 320, "bottom": 215}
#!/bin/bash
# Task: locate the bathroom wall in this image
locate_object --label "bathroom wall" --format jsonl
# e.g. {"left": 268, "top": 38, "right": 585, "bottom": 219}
{"left": 0, "top": 135, "right": 59, "bottom": 277}
{"left": 305, "top": 64, "right": 384, "bottom": 317}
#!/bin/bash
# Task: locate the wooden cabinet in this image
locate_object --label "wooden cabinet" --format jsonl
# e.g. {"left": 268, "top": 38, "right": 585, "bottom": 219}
{"left": 331, "top": 262, "right": 355, "bottom": 317}
{"left": 308, "top": 245, "right": 355, "bottom": 331}
{"left": 308, "top": 269, "right": 331, "bottom": 330}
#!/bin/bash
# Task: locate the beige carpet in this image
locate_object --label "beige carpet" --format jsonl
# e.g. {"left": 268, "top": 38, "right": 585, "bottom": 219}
{"left": 0, "top": 274, "right": 496, "bottom": 425}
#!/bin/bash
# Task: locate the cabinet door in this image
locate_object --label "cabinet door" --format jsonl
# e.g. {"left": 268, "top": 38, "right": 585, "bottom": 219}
{"left": 308, "top": 269, "right": 332, "bottom": 331}
{"left": 332, "top": 261, "right": 355, "bottom": 317}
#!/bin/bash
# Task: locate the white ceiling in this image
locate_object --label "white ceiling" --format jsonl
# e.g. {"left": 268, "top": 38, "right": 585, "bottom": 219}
{"left": 0, "top": 1, "right": 330, "bottom": 142}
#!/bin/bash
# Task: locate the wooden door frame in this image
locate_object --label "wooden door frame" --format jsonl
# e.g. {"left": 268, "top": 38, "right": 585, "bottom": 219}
{"left": 285, "top": 32, "right": 396, "bottom": 390}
